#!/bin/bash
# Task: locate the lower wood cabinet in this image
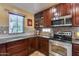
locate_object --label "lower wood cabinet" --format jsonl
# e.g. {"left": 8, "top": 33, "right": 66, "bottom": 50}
{"left": 72, "top": 43, "right": 79, "bottom": 56}
{"left": 6, "top": 39, "right": 29, "bottom": 56}
{"left": 28, "top": 37, "right": 49, "bottom": 56}
{"left": 12, "top": 50, "right": 27, "bottom": 56}
{"left": 27, "top": 37, "right": 37, "bottom": 55}
{"left": 0, "top": 37, "right": 49, "bottom": 56}
{"left": 38, "top": 37, "right": 49, "bottom": 56}
{"left": 0, "top": 44, "right": 7, "bottom": 56}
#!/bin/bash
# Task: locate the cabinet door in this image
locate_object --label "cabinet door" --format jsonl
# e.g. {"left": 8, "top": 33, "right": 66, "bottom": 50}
{"left": 24, "top": 39, "right": 30, "bottom": 56}
{"left": 28, "top": 37, "right": 37, "bottom": 54}
{"left": 38, "top": 37, "right": 49, "bottom": 56}
{"left": 56, "top": 3, "right": 72, "bottom": 16}
{"left": 35, "top": 37, "right": 39, "bottom": 49}
{"left": 6, "top": 39, "right": 28, "bottom": 56}
{"left": 56, "top": 4, "right": 64, "bottom": 16}
{"left": 64, "top": 3, "right": 72, "bottom": 15}
{"left": 72, "top": 4, "right": 79, "bottom": 26}
{"left": 0, "top": 44, "right": 7, "bottom": 56}
{"left": 43, "top": 8, "right": 52, "bottom": 27}
{"left": 34, "top": 12, "right": 43, "bottom": 28}
{"left": 29, "top": 37, "right": 37, "bottom": 50}
{"left": 72, "top": 43, "right": 79, "bottom": 56}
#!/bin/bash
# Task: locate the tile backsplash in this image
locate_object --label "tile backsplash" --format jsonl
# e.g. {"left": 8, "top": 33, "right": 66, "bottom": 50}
{"left": 0, "top": 25, "right": 79, "bottom": 40}
{"left": 0, "top": 26, "right": 35, "bottom": 35}
{"left": 53, "top": 27, "right": 79, "bottom": 39}
{"left": 53, "top": 27, "right": 73, "bottom": 33}
{"left": 72, "top": 27, "right": 79, "bottom": 39}
{"left": 53, "top": 27, "right": 73, "bottom": 38}
{"left": 0, "top": 26, "right": 9, "bottom": 34}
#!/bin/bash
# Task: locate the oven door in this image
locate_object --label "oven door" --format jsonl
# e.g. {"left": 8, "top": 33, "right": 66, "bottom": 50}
{"left": 49, "top": 40, "right": 72, "bottom": 56}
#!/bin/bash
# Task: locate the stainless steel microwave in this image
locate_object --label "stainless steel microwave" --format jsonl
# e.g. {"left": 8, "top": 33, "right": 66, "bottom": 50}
{"left": 51, "top": 15, "right": 72, "bottom": 27}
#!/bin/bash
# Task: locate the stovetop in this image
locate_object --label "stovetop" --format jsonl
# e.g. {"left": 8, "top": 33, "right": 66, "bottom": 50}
{"left": 49, "top": 37, "right": 72, "bottom": 43}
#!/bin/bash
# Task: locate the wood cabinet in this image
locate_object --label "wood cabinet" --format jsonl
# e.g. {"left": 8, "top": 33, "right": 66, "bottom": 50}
{"left": 28, "top": 37, "right": 37, "bottom": 54}
{"left": 12, "top": 50, "right": 27, "bottom": 56}
{"left": 7, "top": 39, "right": 30, "bottom": 56}
{"left": 27, "top": 37, "right": 49, "bottom": 56}
{"left": 0, "top": 44, "right": 7, "bottom": 56}
{"left": 23, "top": 39, "right": 30, "bottom": 55}
{"left": 43, "top": 8, "right": 52, "bottom": 27}
{"left": 34, "top": 3, "right": 79, "bottom": 27}
{"left": 6, "top": 39, "right": 29, "bottom": 56}
{"left": 0, "top": 38, "right": 36, "bottom": 56}
{"left": 38, "top": 37, "right": 49, "bottom": 56}
{"left": 56, "top": 3, "right": 72, "bottom": 16}
{"left": 35, "top": 3, "right": 73, "bottom": 28}
{"left": 35, "top": 8, "right": 52, "bottom": 28}
{"left": 0, "top": 37, "right": 49, "bottom": 56}
{"left": 72, "top": 43, "right": 79, "bottom": 56}
{"left": 72, "top": 4, "right": 79, "bottom": 26}
{"left": 34, "top": 12, "right": 43, "bottom": 29}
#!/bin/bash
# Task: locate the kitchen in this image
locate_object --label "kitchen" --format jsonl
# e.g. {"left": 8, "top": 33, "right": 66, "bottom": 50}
{"left": 0, "top": 3, "right": 78, "bottom": 56}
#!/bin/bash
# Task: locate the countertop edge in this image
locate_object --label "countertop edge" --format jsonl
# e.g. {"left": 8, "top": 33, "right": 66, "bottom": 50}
{"left": 0, "top": 35, "right": 50, "bottom": 44}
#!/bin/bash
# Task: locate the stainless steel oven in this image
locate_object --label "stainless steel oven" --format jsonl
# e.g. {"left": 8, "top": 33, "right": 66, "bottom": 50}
{"left": 49, "top": 40, "right": 72, "bottom": 56}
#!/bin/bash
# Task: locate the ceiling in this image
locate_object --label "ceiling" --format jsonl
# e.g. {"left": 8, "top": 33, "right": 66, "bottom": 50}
{"left": 9, "top": 3, "right": 58, "bottom": 14}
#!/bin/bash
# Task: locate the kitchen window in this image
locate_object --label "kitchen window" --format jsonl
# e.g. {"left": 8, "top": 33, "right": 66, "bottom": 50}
{"left": 9, "top": 13, "right": 24, "bottom": 33}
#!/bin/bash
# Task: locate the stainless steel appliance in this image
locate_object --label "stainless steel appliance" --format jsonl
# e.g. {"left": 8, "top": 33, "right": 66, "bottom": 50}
{"left": 51, "top": 15, "right": 72, "bottom": 27}
{"left": 53, "top": 32, "right": 72, "bottom": 43}
{"left": 49, "top": 40, "right": 72, "bottom": 56}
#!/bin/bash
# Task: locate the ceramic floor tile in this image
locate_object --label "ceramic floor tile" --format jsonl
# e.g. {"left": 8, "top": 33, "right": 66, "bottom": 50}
{"left": 30, "top": 51, "right": 45, "bottom": 56}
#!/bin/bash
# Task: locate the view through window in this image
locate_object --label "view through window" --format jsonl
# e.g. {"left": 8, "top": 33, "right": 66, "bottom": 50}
{"left": 9, "top": 13, "right": 24, "bottom": 33}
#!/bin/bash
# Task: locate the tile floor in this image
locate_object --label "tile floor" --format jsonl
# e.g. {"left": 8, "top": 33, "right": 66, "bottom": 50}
{"left": 30, "top": 51, "right": 45, "bottom": 56}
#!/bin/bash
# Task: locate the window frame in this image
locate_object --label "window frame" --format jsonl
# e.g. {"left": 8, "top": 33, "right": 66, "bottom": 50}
{"left": 8, "top": 12, "right": 25, "bottom": 34}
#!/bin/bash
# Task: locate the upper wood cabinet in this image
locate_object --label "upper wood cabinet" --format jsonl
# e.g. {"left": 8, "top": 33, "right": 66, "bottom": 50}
{"left": 34, "top": 12, "right": 43, "bottom": 29}
{"left": 72, "top": 4, "right": 79, "bottom": 26}
{"left": 34, "top": 3, "right": 73, "bottom": 28}
{"left": 43, "top": 8, "right": 52, "bottom": 27}
{"left": 55, "top": 3, "right": 72, "bottom": 17}
{"left": 34, "top": 3, "right": 79, "bottom": 27}
{"left": 35, "top": 8, "right": 52, "bottom": 28}
{"left": 52, "top": 3, "right": 79, "bottom": 27}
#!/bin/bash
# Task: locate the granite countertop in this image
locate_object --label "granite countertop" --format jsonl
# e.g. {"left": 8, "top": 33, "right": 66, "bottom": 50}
{"left": 0, "top": 33, "right": 51, "bottom": 44}
{"left": 72, "top": 39, "right": 79, "bottom": 44}
{"left": 0, "top": 33, "right": 35, "bottom": 44}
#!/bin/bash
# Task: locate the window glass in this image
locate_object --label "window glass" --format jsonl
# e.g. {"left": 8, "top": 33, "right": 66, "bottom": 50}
{"left": 9, "top": 13, "right": 24, "bottom": 33}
